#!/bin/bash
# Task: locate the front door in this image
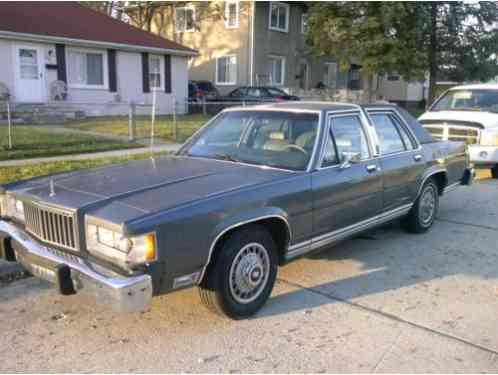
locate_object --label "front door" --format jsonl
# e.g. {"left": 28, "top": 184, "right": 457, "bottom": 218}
{"left": 312, "top": 113, "right": 383, "bottom": 238}
{"left": 14, "top": 45, "right": 45, "bottom": 102}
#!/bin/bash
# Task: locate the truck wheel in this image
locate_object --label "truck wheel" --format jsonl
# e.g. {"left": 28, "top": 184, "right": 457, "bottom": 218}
{"left": 491, "top": 165, "right": 498, "bottom": 179}
{"left": 198, "top": 225, "right": 278, "bottom": 319}
{"left": 401, "top": 178, "right": 439, "bottom": 233}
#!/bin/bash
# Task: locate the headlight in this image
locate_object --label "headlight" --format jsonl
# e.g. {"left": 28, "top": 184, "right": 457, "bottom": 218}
{"left": 1, "top": 195, "right": 25, "bottom": 222}
{"left": 86, "top": 223, "right": 156, "bottom": 269}
{"left": 480, "top": 130, "right": 498, "bottom": 146}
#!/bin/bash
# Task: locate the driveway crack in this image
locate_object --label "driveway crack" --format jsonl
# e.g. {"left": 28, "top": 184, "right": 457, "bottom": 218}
{"left": 436, "top": 218, "right": 498, "bottom": 232}
{"left": 277, "top": 277, "right": 498, "bottom": 357}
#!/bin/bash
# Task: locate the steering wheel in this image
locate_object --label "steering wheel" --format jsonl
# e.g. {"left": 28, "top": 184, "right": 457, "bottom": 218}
{"left": 283, "top": 144, "right": 308, "bottom": 156}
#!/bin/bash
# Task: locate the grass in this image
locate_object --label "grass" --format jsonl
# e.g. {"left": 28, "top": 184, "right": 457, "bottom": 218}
{"left": 0, "top": 125, "right": 141, "bottom": 161}
{"left": 66, "top": 114, "right": 211, "bottom": 144}
{"left": 0, "top": 151, "right": 167, "bottom": 185}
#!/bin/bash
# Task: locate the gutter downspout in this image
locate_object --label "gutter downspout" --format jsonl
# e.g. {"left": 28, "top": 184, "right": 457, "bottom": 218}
{"left": 249, "top": 1, "right": 255, "bottom": 86}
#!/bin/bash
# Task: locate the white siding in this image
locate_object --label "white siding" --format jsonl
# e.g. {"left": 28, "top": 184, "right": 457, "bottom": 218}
{"left": 0, "top": 38, "right": 188, "bottom": 115}
{"left": 0, "top": 39, "right": 15, "bottom": 98}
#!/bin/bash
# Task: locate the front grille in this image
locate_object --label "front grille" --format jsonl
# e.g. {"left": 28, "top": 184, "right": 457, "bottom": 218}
{"left": 423, "top": 123, "right": 480, "bottom": 145}
{"left": 24, "top": 202, "right": 77, "bottom": 251}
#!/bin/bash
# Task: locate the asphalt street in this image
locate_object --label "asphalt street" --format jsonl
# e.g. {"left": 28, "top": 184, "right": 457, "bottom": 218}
{"left": 0, "top": 172, "right": 497, "bottom": 372}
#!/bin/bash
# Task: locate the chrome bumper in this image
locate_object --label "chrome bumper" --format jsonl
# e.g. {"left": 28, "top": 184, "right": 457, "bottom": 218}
{"left": 468, "top": 145, "right": 498, "bottom": 166}
{"left": 0, "top": 220, "right": 152, "bottom": 313}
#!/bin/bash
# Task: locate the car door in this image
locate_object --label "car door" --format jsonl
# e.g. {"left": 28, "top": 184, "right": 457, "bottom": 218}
{"left": 368, "top": 110, "right": 425, "bottom": 211}
{"left": 312, "top": 113, "right": 383, "bottom": 239}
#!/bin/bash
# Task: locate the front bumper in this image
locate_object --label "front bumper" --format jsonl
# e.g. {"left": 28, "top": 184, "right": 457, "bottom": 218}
{"left": 468, "top": 145, "right": 498, "bottom": 166}
{"left": 0, "top": 220, "right": 152, "bottom": 313}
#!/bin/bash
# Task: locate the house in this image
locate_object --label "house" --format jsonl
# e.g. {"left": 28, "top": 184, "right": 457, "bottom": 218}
{"left": 0, "top": 2, "right": 196, "bottom": 115}
{"left": 377, "top": 74, "right": 426, "bottom": 109}
{"left": 143, "top": 1, "right": 363, "bottom": 96}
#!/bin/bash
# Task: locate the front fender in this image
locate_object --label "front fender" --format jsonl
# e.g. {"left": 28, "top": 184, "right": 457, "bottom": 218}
{"left": 199, "top": 207, "right": 292, "bottom": 283}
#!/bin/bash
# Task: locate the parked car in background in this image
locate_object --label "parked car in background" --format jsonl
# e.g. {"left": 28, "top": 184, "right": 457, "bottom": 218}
{"left": 419, "top": 84, "right": 498, "bottom": 178}
{"left": 188, "top": 80, "right": 220, "bottom": 102}
{"left": 223, "top": 86, "right": 300, "bottom": 102}
{"left": 0, "top": 103, "right": 473, "bottom": 319}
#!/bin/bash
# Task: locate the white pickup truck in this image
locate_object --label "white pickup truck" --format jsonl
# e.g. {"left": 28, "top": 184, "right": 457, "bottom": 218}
{"left": 419, "top": 84, "right": 498, "bottom": 178}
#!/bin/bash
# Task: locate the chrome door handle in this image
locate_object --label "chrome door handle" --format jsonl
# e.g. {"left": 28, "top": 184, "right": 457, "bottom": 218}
{"left": 366, "top": 164, "right": 378, "bottom": 173}
{"left": 414, "top": 154, "right": 423, "bottom": 162}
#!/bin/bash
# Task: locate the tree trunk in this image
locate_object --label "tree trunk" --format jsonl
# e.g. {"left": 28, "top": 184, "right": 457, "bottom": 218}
{"left": 361, "top": 71, "right": 375, "bottom": 104}
{"left": 428, "top": 2, "right": 438, "bottom": 107}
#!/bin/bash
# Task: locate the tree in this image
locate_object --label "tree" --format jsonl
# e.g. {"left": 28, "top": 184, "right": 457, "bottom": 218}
{"left": 306, "top": 2, "right": 498, "bottom": 104}
{"left": 424, "top": 2, "right": 498, "bottom": 103}
{"left": 306, "top": 2, "right": 426, "bottom": 102}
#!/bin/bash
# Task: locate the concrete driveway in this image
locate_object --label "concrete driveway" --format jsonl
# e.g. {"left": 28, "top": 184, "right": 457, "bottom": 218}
{"left": 1, "top": 175, "right": 497, "bottom": 372}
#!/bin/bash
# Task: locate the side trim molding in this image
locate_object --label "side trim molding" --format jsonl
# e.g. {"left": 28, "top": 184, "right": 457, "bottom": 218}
{"left": 285, "top": 204, "right": 413, "bottom": 261}
{"left": 198, "top": 214, "right": 292, "bottom": 283}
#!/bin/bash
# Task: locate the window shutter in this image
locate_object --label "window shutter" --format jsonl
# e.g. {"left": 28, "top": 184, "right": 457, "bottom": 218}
{"left": 55, "top": 44, "right": 67, "bottom": 83}
{"left": 108, "top": 49, "right": 117, "bottom": 92}
{"left": 164, "top": 55, "right": 172, "bottom": 93}
{"left": 142, "top": 52, "right": 150, "bottom": 93}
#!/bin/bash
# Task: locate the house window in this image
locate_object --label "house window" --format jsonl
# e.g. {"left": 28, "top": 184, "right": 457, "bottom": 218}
{"left": 216, "top": 55, "right": 237, "bottom": 85}
{"left": 67, "top": 49, "right": 106, "bottom": 88}
{"left": 225, "top": 1, "right": 239, "bottom": 28}
{"left": 176, "top": 6, "right": 195, "bottom": 32}
{"left": 301, "top": 13, "right": 308, "bottom": 34}
{"left": 324, "top": 62, "right": 337, "bottom": 89}
{"left": 149, "top": 55, "right": 164, "bottom": 90}
{"left": 387, "top": 74, "right": 400, "bottom": 81}
{"left": 267, "top": 55, "right": 285, "bottom": 86}
{"left": 269, "top": 2, "right": 289, "bottom": 32}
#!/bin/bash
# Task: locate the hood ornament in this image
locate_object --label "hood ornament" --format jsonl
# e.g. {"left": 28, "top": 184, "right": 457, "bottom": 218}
{"left": 49, "top": 179, "right": 56, "bottom": 197}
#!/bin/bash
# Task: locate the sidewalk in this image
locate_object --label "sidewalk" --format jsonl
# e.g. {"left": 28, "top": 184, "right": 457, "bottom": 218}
{"left": 0, "top": 143, "right": 182, "bottom": 167}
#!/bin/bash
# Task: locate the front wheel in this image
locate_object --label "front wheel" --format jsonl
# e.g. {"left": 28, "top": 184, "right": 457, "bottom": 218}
{"left": 401, "top": 178, "right": 439, "bottom": 233}
{"left": 491, "top": 165, "right": 498, "bottom": 179}
{"left": 198, "top": 225, "right": 278, "bottom": 319}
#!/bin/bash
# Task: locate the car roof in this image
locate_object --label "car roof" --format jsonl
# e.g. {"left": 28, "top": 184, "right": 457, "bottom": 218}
{"left": 449, "top": 84, "right": 498, "bottom": 91}
{"left": 248, "top": 101, "right": 360, "bottom": 112}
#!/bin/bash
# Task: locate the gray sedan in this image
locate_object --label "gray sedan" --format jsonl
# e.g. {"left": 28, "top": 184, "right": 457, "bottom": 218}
{"left": 0, "top": 103, "right": 473, "bottom": 319}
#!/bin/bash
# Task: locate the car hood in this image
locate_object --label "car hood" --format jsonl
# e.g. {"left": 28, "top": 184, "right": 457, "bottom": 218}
{"left": 6, "top": 156, "right": 295, "bottom": 223}
{"left": 419, "top": 110, "right": 498, "bottom": 129}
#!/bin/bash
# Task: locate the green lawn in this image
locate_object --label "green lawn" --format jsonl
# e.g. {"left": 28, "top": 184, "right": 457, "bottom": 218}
{"left": 66, "top": 114, "right": 211, "bottom": 144}
{"left": 0, "top": 151, "right": 167, "bottom": 185}
{"left": 0, "top": 125, "right": 141, "bottom": 161}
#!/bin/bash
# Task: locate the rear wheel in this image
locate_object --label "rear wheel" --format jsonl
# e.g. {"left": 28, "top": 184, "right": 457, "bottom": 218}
{"left": 491, "top": 165, "right": 498, "bottom": 179}
{"left": 402, "top": 178, "right": 439, "bottom": 233}
{"left": 198, "top": 225, "right": 278, "bottom": 319}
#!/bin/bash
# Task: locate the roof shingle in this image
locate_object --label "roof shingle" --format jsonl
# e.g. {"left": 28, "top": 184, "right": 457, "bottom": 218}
{"left": 0, "top": 2, "right": 196, "bottom": 54}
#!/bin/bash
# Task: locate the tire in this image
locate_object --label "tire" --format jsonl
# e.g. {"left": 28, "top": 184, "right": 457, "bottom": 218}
{"left": 198, "top": 225, "right": 278, "bottom": 319}
{"left": 401, "top": 178, "right": 439, "bottom": 233}
{"left": 491, "top": 165, "right": 498, "bottom": 179}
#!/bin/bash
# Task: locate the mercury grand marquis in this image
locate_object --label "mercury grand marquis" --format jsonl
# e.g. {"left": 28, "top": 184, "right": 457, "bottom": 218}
{"left": 0, "top": 103, "right": 474, "bottom": 319}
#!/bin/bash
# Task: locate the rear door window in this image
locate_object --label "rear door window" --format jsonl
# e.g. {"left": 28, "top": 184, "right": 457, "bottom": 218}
{"left": 330, "top": 115, "right": 370, "bottom": 162}
{"left": 370, "top": 114, "right": 406, "bottom": 155}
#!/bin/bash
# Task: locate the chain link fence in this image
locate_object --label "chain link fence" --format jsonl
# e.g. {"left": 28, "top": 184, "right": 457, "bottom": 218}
{"left": 0, "top": 92, "right": 382, "bottom": 163}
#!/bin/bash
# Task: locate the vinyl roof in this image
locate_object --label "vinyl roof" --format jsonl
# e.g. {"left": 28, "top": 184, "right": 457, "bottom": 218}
{"left": 0, "top": 2, "right": 196, "bottom": 55}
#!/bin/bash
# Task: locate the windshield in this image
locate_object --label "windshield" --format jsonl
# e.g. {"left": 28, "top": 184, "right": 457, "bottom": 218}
{"left": 181, "top": 110, "right": 320, "bottom": 171}
{"left": 432, "top": 89, "right": 498, "bottom": 112}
